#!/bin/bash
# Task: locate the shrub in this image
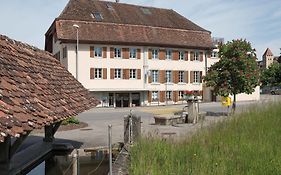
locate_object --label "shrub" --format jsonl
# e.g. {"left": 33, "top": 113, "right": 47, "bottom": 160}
{"left": 61, "top": 117, "right": 80, "bottom": 125}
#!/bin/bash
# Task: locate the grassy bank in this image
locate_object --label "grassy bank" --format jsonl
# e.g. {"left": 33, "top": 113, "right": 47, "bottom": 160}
{"left": 130, "top": 102, "right": 281, "bottom": 175}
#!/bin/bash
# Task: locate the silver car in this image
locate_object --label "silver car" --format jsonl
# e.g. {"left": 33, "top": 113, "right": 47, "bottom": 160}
{"left": 271, "top": 87, "right": 281, "bottom": 95}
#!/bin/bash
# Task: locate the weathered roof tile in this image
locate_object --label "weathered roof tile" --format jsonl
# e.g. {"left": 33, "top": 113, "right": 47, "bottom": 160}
{"left": 0, "top": 34, "right": 99, "bottom": 142}
{"left": 46, "top": 0, "right": 213, "bottom": 50}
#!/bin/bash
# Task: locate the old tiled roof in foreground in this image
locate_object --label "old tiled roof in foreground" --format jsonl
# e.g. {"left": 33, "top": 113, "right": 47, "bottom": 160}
{"left": 0, "top": 35, "right": 99, "bottom": 142}
{"left": 47, "top": 0, "right": 213, "bottom": 49}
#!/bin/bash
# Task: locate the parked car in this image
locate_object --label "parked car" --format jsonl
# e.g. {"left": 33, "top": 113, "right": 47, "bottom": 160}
{"left": 271, "top": 87, "right": 281, "bottom": 95}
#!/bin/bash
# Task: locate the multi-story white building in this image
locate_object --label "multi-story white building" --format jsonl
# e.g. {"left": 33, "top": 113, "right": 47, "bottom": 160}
{"left": 45, "top": 0, "right": 259, "bottom": 107}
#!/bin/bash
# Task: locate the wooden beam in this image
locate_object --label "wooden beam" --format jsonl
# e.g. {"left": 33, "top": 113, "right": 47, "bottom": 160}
{"left": 43, "top": 121, "right": 62, "bottom": 142}
{"left": 9, "top": 131, "right": 31, "bottom": 158}
{"left": 0, "top": 136, "right": 11, "bottom": 175}
{"left": 53, "top": 121, "right": 62, "bottom": 134}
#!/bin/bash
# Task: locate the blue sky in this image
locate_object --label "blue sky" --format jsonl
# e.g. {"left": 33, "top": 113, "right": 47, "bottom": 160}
{"left": 0, "top": 0, "right": 280, "bottom": 59}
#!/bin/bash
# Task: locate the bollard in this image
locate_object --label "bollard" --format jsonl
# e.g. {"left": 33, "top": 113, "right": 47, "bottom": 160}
{"left": 108, "top": 125, "right": 112, "bottom": 175}
{"left": 124, "top": 115, "right": 141, "bottom": 144}
{"left": 77, "top": 149, "right": 80, "bottom": 175}
{"left": 72, "top": 149, "right": 79, "bottom": 175}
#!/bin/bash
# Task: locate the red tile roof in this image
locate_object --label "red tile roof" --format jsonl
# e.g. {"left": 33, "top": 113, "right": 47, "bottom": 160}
{"left": 0, "top": 35, "right": 99, "bottom": 142}
{"left": 46, "top": 0, "right": 213, "bottom": 49}
{"left": 56, "top": 20, "right": 213, "bottom": 49}
{"left": 263, "top": 48, "right": 273, "bottom": 57}
{"left": 59, "top": 0, "right": 208, "bottom": 32}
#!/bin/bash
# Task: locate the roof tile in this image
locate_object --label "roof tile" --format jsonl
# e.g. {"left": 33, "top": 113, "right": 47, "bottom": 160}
{"left": 0, "top": 34, "right": 99, "bottom": 142}
{"left": 48, "top": 0, "right": 213, "bottom": 49}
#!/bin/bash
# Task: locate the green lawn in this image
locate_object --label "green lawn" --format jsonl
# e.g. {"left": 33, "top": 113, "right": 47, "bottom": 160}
{"left": 130, "top": 102, "right": 281, "bottom": 175}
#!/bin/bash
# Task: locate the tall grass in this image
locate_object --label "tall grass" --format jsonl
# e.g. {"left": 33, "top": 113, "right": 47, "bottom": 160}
{"left": 130, "top": 102, "right": 281, "bottom": 175}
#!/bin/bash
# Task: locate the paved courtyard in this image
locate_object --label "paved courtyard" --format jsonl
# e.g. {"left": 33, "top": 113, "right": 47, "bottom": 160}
{"left": 28, "top": 95, "right": 280, "bottom": 149}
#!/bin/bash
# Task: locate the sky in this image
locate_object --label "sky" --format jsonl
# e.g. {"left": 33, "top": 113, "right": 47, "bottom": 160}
{"left": 0, "top": 0, "right": 280, "bottom": 59}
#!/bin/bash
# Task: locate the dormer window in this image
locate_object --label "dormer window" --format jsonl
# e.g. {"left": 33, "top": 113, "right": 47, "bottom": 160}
{"left": 106, "top": 3, "right": 114, "bottom": 10}
{"left": 141, "top": 8, "right": 152, "bottom": 15}
{"left": 92, "top": 12, "right": 103, "bottom": 21}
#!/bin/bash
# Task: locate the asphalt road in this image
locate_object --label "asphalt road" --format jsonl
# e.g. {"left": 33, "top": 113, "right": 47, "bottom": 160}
{"left": 28, "top": 94, "right": 280, "bottom": 149}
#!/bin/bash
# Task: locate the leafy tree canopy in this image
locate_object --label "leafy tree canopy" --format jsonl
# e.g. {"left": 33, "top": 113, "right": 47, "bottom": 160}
{"left": 204, "top": 39, "right": 260, "bottom": 101}
{"left": 261, "top": 63, "right": 281, "bottom": 87}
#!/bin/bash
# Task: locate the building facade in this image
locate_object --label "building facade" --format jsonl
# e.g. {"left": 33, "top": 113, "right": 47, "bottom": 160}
{"left": 262, "top": 48, "right": 275, "bottom": 69}
{"left": 50, "top": 42, "right": 211, "bottom": 107}
{"left": 259, "top": 48, "right": 280, "bottom": 69}
{"left": 45, "top": 0, "right": 259, "bottom": 107}
{"left": 45, "top": 0, "right": 214, "bottom": 107}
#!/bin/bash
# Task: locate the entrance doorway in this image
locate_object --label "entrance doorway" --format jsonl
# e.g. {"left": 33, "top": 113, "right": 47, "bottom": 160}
{"left": 116, "top": 93, "right": 130, "bottom": 107}
{"left": 132, "top": 93, "right": 140, "bottom": 107}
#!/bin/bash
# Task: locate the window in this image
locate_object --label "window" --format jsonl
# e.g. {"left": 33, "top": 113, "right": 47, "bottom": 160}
{"left": 179, "top": 91, "right": 185, "bottom": 100}
{"left": 194, "top": 71, "right": 201, "bottom": 83}
{"left": 211, "top": 51, "right": 218, "bottom": 58}
{"left": 152, "top": 70, "right": 159, "bottom": 83}
{"left": 179, "top": 51, "right": 184, "bottom": 60}
{"left": 92, "top": 12, "right": 103, "bottom": 21}
{"left": 130, "top": 69, "right": 136, "bottom": 79}
{"left": 106, "top": 3, "right": 114, "bottom": 10}
{"left": 94, "top": 47, "right": 102, "bottom": 58}
{"left": 130, "top": 48, "right": 137, "bottom": 59}
{"left": 166, "top": 50, "right": 172, "bottom": 60}
{"left": 95, "top": 68, "right": 102, "bottom": 79}
{"left": 152, "top": 91, "right": 158, "bottom": 101}
{"left": 166, "top": 91, "right": 172, "bottom": 100}
{"left": 179, "top": 71, "right": 184, "bottom": 83}
{"left": 115, "top": 69, "right": 122, "bottom": 79}
{"left": 194, "top": 51, "right": 199, "bottom": 61}
{"left": 152, "top": 49, "right": 159, "bottom": 59}
{"left": 166, "top": 70, "right": 172, "bottom": 83}
{"left": 114, "top": 48, "right": 121, "bottom": 58}
{"left": 62, "top": 46, "right": 67, "bottom": 59}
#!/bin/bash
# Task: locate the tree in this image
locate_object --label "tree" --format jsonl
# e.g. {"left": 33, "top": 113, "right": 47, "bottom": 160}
{"left": 204, "top": 39, "right": 260, "bottom": 113}
{"left": 261, "top": 63, "right": 281, "bottom": 87}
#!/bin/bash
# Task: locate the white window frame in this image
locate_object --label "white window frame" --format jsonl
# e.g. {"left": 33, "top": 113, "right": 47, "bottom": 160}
{"left": 179, "top": 51, "right": 184, "bottom": 61}
{"left": 211, "top": 51, "right": 218, "bottom": 58}
{"left": 94, "top": 47, "right": 102, "bottom": 58}
{"left": 166, "top": 70, "right": 172, "bottom": 83}
{"left": 115, "top": 69, "right": 122, "bottom": 79}
{"left": 166, "top": 91, "right": 172, "bottom": 100}
{"left": 194, "top": 71, "right": 200, "bottom": 83}
{"left": 152, "top": 91, "right": 159, "bottom": 101}
{"left": 166, "top": 49, "right": 172, "bottom": 60}
{"left": 194, "top": 51, "right": 200, "bottom": 61}
{"left": 179, "top": 71, "right": 184, "bottom": 83}
{"left": 152, "top": 70, "right": 159, "bottom": 83}
{"left": 152, "top": 49, "right": 159, "bottom": 59}
{"left": 130, "top": 69, "right": 136, "bottom": 79}
{"left": 114, "top": 48, "right": 122, "bottom": 58}
{"left": 95, "top": 68, "right": 102, "bottom": 79}
{"left": 130, "top": 48, "right": 137, "bottom": 59}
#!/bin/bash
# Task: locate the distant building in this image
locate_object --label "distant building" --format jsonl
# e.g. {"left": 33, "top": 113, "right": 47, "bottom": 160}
{"left": 263, "top": 48, "right": 274, "bottom": 69}
{"left": 259, "top": 48, "right": 279, "bottom": 69}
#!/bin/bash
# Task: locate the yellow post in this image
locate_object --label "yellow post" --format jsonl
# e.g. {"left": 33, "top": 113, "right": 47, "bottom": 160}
{"left": 221, "top": 96, "right": 232, "bottom": 115}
